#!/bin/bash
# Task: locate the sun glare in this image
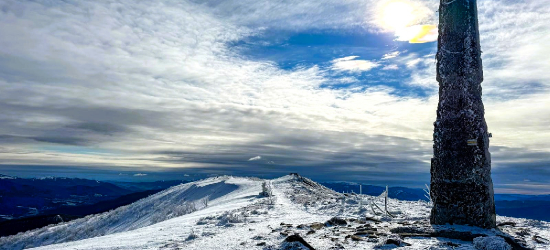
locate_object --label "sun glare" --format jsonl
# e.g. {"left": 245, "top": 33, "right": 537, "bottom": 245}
{"left": 381, "top": 0, "right": 415, "bottom": 30}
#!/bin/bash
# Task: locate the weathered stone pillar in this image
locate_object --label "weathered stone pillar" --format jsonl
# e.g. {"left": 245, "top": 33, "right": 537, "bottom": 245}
{"left": 430, "top": 0, "right": 496, "bottom": 228}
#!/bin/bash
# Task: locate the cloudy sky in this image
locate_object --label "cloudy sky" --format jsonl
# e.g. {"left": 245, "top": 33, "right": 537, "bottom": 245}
{"left": 0, "top": 0, "right": 549, "bottom": 194}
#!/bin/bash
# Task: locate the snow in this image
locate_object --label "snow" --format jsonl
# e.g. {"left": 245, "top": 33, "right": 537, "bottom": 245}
{"left": 1, "top": 174, "right": 548, "bottom": 250}
{"left": 473, "top": 236, "right": 511, "bottom": 250}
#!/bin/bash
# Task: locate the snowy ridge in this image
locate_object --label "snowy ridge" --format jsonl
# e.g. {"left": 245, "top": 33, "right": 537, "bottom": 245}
{"left": 0, "top": 176, "right": 254, "bottom": 250}
{"left": 0, "top": 174, "right": 16, "bottom": 179}
{"left": 0, "top": 174, "right": 549, "bottom": 250}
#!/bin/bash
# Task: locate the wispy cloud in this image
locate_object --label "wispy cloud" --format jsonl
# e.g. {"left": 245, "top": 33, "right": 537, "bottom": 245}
{"left": 331, "top": 56, "right": 380, "bottom": 72}
{"left": 382, "top": 51, "right": 401, "bottom": 60}
{"left": 382, "top": 64, "right": 399, "bottom": 70}
{"left": 248, "top": 156, "right": 262, "bottom": 161}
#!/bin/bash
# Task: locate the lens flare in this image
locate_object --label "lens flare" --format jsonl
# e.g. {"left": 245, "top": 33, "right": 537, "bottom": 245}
{"left": 395, "top": 25, "right": 438, "bottom": 43}
{"left": 381, "top": 1, "right": 415, "bottom": 30}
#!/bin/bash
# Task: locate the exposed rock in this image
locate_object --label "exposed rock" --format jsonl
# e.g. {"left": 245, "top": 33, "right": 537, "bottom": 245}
{"left": 350, "top": 235, "right": 363, "bottom": 241}
{"left": 473, "top": 236, "right": 511, "bottom": 250}
{"left": 376, "top": 237, "right": 411, "bottom": 248}
{"left": 354, "top": 230, "right": 370, "bottom": 236}
{"left": 498, "top": 222, "right": 517, "bottom": 227}
{"left": 532, "top": 235, "right": 550, "bottom": 244}
{"left": 281, "top": 230, "right": 292, "bottom": 236}
{"left": 516, "top": 229, "right": 530, "bottom": 237}
{"left": 329, "top": 243, "right": 344, "bottom": 250}
{"left": 310, "top": 223, "right": 325, "bottom": 230}
{"left": 391, "top": 226, "right": 531, "bottom": 250}
{"left": 364, "top": 217, "right": 381, "bottom": 223}
{"left": 441, "top": 241, "right": 461, "bottom": 247}
{"left": 430, "top": 0, "right": 496, "bottom": 229}
{"left": 251, "top": 235, "right": 265, "bottom": 240}
{"left": 326, "top": 217, "right": 347, "bottom": 226}
{"left": 283, "top": 234, "right": 315, "bottom": 250}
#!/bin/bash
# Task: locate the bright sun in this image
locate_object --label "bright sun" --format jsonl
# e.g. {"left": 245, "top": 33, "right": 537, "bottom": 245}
{"left": 381, "top": 0, "right": 415, "bottom": 30}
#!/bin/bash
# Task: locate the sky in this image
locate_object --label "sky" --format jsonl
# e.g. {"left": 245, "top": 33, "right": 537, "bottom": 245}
{"left": 0, "top": 0, "right": 549, "bottom": 194}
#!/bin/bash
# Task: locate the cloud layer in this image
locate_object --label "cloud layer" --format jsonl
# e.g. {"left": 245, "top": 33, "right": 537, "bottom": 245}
{"left": 0, "top": 0, "right": 549, "bottom": 193}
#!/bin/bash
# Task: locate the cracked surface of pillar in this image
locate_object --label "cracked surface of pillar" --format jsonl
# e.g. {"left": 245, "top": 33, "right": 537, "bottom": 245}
{"left": 430, "top": 0, "right": 496, "bottom": 228}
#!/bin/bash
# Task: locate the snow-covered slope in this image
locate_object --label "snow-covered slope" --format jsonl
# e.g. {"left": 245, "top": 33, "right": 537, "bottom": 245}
{"left": 1, "top": 174, "right": 549, "bottom": 250}
{"left": 0, "top": 176, "right": 256, "bottom": 250}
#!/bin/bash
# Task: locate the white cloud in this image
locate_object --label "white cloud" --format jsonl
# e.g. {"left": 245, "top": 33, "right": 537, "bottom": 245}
{"left": 405, "top": 58, "right": 423, "bottom": 68}
{"left": 331, "top": 56, "right": 380, "bottom": 72}
{"left": 382, "top": 51, "right": 400, "bottom": 60}
{"left": 134, "top": 173, "right": 147, "bottom": 177}
{"left": 382, "top": 64, "right": 399, "bottom": 70}
{"left": 248, "top": 156, "right": 262, "bottom": 161}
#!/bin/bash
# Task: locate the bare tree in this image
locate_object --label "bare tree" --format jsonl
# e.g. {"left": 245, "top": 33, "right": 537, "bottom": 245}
{"left": 201, "top": 197, "right": 209, "bottom": 208}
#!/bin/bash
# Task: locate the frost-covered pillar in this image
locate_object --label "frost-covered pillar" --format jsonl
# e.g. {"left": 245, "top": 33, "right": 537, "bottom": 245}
{"left": 430, "top": 0, "right": 496, "bottom": 228}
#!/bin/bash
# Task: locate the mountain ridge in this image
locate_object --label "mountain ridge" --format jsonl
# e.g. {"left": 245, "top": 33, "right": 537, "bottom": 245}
{"left": 0, "top": 174, "right": 548, "bottom": 250}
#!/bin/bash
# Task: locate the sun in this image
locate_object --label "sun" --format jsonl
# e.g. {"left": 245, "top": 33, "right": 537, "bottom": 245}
{"left": 381, "top": 0, "right": 416, "bottom": 31}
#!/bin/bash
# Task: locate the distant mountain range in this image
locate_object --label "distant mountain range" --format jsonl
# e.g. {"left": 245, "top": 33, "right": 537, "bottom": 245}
{"left": 0, "top": 174, "right": 189, "bottom": 237}
{"left": 0, "top": 174, "right": 131, "bottom": 219}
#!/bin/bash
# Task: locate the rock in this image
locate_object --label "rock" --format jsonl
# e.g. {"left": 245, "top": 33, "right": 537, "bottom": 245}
{"left": 350, "top": 235, "right": 363, "bottom": 241}
{"left": 532, "top": 235, "right": 550, "bottom": 244}
{"left": 378, "top": 238, "right": 411, "bottom": 247}
{"left": 364, "top": 217, "right": 381, "bottom": 223}
{"left": 251, "top": 235, "right": 265, "bottom": 240}
{"left": 284, "top": 234, "right": 316, "bottom": 250}
{"left": 516, "top": 229, "right": 530, "bottom": 237}
{"left": 256, "top": 242, "right": 266, "bottom": 246}
{"left": 440, "top": 241, "right": 461, "bottom": 247}
{"left": 367, "top": 238, "right": 378, "bottom": 243}
{"left": 326, "top": 217, "right": 347, "bottom": 226}
{"left": 329, "top": 243, "right": 344, "bottom": 250}
{"left": 497, "top": 222, "right": 517, "bottom": 227}
{"left": 310, "top": 223, "right": 325, "bottom": 230}
{"left": 307, "top": 230, "right": 315, "bottom": 235}
{"left": 281, "top": 231, "right": 291, "bottom": 236}
{"left": 473, "top": 236, "right": 512, "bottom": 250}
{"left": 390, "top": 226, "right": 431, "bottom": 235}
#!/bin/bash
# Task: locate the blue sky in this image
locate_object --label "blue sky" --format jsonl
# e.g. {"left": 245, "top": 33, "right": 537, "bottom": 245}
{"left": 0, "top": 0, "right": 549, "bottom": 194}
